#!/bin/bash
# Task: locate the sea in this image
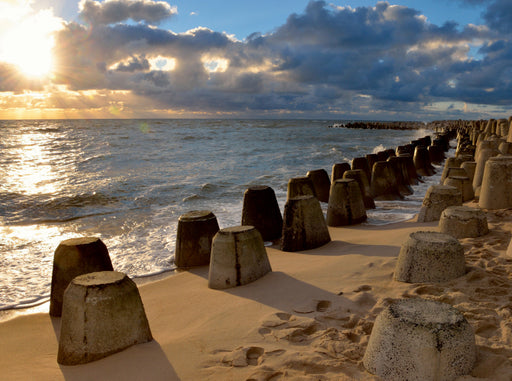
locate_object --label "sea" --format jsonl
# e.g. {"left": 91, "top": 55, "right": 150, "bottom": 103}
{"left": 0, "top": 119, "right": 448, "bottom": 311}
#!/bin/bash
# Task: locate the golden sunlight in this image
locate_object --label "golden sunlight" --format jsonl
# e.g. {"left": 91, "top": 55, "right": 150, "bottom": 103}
{"left": 0, "top": 5, "right": 62, "bottom": 78}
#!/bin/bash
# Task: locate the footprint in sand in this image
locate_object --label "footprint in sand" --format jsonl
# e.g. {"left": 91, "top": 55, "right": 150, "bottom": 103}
{"left": 259, "top": 313, "right": 292, "bottom": 336}
{"left": 246, "top": 367, "right": 283, "bottom": 381}
{"left": 316, "top": 300, "right": 331, "bottom": 312}
{"left": 292, "top": 299, "right": 332, "bottom": 314}
{"left": 246, "top": 347, "right": 265, "bottom": 366}
{"left": 465, "top": 268, "right": 487, "bottom": 282}
{"left": 475, "top": 321, "right": 499, "bottom": 339}
{"left": 262, "top": 312, "right": 292, "bottom": 328}
{"left": 412, "top": 284, "right": 445, "bottom": 296}
{"left": 223, "top": 346, "right": 265, "bottom": 367}
{"left": 353, "top": 285, "right": 372, "bottom": 292}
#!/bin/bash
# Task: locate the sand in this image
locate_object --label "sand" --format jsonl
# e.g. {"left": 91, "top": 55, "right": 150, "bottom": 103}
{"left": 2, "top": 205, "right": 512, "bottom": 380}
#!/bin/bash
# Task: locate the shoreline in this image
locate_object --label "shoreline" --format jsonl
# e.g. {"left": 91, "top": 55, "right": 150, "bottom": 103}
{"left": 0, "top": 120, "right": 444, "bottom": 312}
{"left": 2, "top": 205, "right": 512, "bottom": 380}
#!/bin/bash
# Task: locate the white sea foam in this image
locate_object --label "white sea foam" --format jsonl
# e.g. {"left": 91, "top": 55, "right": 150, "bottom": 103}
{"left": 372, "top": 144, "right": 386, "bottom": 154}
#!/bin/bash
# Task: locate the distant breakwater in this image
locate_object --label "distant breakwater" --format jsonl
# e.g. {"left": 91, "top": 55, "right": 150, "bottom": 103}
{"left": 329, "top": 120, "right": 462, "bottom": 131}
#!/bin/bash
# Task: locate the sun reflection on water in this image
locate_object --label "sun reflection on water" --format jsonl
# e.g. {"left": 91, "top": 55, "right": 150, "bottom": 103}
{"left": 1, "top": 131, "right": 68, "bottom": 195}
{"left": 0, "top": 124, "right": 81, "bottom": 309}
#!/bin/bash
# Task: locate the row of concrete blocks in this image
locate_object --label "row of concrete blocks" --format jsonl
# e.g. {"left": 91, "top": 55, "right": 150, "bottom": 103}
{"left": 418, "top": 182, "right": 490, "bottom": 238}
{"left": 177, "top": 133, "right": 449, "bottom": 267}
{"left": 49, "top": 228, "right": 273, "bottom": 365}
{"left": 294, "top": 131, "right": 453, "bottom": 206}
{"left": 51, "top": 205, "right": 486, "bottom": 369}
{"left": 51, "top": 131, "right": 455, "bottom": 366}
{"left": 365, "top": 147, "right": 498, "bottom": 379}
{"left": 420, "top": 141, "right": 512, "bottom": 224}
{"left": 363, "top": 142, "right": 494, "bottom": 380}
{"left": 49, "top": 237, "right": 151, "bottom": 365}
{"left": 457, "top": 117, "right": 512, "bottom": 146}
{"left": 365, "top": 222, "right": 487, "bottom": 379}
{"left": 52, "top": 215, "right": 484, "bottom": 372}
{"left": 440, "top": 129, "right": 512, "bottom": 209}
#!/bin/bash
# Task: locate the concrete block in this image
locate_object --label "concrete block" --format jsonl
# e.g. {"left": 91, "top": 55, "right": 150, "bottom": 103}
{"left": 439, "top": 206, "right": 489, "bottom": 238}
{"left": 363, "top": 298, "right": 476, "bottom": 381}
{"left": 208, "top": 226, "right": 272, "bottom": 289}
{"left": 394, "top": 231, "right": 466, "bottom": 283}
{"left": 58, "top": 271, "right": 152, "bottom": 365}
{"left": 175, "top": 210, "right": 219, "bottom": 268}
{"left": 50, "top": 237, "right": 113, "bottom": 317}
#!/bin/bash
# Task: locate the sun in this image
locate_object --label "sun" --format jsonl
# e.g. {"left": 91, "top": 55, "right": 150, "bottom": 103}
{"left": 3, "top": 29, "right": 55, "bottom": 78}
{"left": 0, "top": 6, "right": 62, "bottom": 79}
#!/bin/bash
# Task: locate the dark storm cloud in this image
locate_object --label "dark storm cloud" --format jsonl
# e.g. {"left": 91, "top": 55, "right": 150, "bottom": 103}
{"left": 255, "top": 1, "right": 498, "bottom": 105}
{"left": 483, "top": 0, "right": 512, "bottom": 34}
{"left": 2, "top": 0, "right": 511, "bottom": 118}
{"left": 79, "top": 0, "right": 176, "bottom": 25}
{"left": 47, "top": 0, "right": 512, "bottom": 111}
{"left": 114, "top": 55, "right": 150, "bottom": 72}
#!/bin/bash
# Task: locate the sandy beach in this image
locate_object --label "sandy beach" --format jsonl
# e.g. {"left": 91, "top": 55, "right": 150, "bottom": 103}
{"left": 0, "top": 0, "right": 510, "bottom": 377}
{"left": 2, "top": 201, "right": 512, "bottom": 380}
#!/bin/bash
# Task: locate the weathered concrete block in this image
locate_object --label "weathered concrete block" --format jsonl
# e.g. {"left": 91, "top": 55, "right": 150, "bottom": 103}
{"left": 331, "top": 162, "right": 351, "bottom": 182}
{"left": 417, "top": 185, "right": 462, "bottom": 223}
{"left": 443, "top": 175, "right": 474, "bottom": 202}
{"left": 388, "top": 156, "right": 413, "bottom": 196}
{"left": 439, "top": 206, "right": 489, "bottom": 239}
{"left": 445, "top": 167, "right": 468, "bottom": 179}
{"left": 50, "top": 237, "right": 113, "bottom": 317}
{"left": 58, "top": 271, "right": 152, "bottom": 365}
{"left": 370, "top": 161, "right": 403, "bottom": 201}
{"left": 326, "top": 179, "right": 367, "bottom": 226}
{"left": 473, "top": 147, "right": 500, "bottom": 194}
{"left": 506, "top": 237, "right": 512, "bottom": 257}
{"left": 342, "top": 169, "right": 375, "bottom": 209}
{"left": 395, "top": 155, "right": 415, "bottom": 186}
{"left": 363, "top": 298, "right": 476, "bottom": 381}
{"left": 479, "top": 156, "right": 512, "bottom": 209}
{"left": 461, "top": 161, "right": 477, "bottom": 184}
{"left": 241, "top": 186, "right": 283, "bottom": 242}
{"left": 394, "top": 231, "right": 466, "bottom": 283}
{"left": 306, "top": 169, "right": 331, "bottom": 203}
{"left": 351, "top": 157, "right": 372, "bottom": 185}
{"left": 281, "top": 195, "right": 331, "bottom": 252}
{"left": 428, "top": 145, "right": 444, "bottom": 164}
{"left": 287, "top": 176, "right": 316, "bottom": 199}
{"left": 396, "top": 144, "right": 414, "bottom": 156}
{"left": 440, "top": 157, "right": 462, "bottom": 184}
{"left": 498, "top": 141, "right": 512, "bottom": 155}
{"left": 399, "top": 153, "right": 420, "bottom": 185}
{"left": 175, "top": 210, "right": 219, "bottom": 268}
{"left": 366, "top": 154, "right": 378, "bottom": 173}
{"left": 208, "top": 226, "right": 272, "bottom": 289}
{"left": 414, "top": 146, "right": 435, "bottom": 176}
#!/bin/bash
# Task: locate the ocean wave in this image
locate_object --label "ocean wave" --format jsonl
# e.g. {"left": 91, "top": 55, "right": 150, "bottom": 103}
{"left": 45, "top": 192, "right": 120, "bottom": 209}
{"left": 79, "top": 154, "right": 107, "bottom": 165}
{"left": 182, "top": 194, "right": 203, "bottom": 202}
{"left": 372, "top": 144, "right": 387, "bottom": 154}
{"left": 0, "top": 191, "right": 122, "bottom": 224}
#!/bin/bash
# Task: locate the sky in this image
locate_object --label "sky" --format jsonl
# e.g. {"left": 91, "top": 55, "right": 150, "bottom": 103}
{"left": 0, "top": 0, "right": 511, "bottom": 120}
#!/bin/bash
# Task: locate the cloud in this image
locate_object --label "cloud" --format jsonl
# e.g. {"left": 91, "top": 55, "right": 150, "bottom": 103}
{"left": 79, "top": 0, "right": 177, "bottom": 25}
{"left": 1, "top": 0, "right": 512, "bottom": 119}
{"left": 112, "top": 55, "right": 150, "bottom": 72}
{"left": 483, "top": 0, "right": 512, "bottom": 34}
{"left": 49, "top": 0, "right": 512, "bottom": 117}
